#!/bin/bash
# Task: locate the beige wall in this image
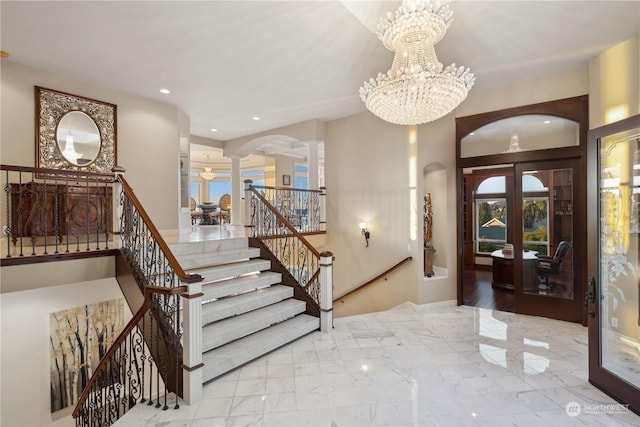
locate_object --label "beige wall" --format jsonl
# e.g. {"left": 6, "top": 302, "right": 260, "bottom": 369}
{"left": 326, "top": 112, "right": 419, "bottom": 316}
{"left": 0, "top": 278, "right": 130, "bottom": 427}
{"left": 589, "top": 35, "right": 640, "bottom": 127}
{"left": 327, "top": 65, "right": 591, "bottom": 315}
{"left": 0, "top": 60, "right": 182, "bottom": 230}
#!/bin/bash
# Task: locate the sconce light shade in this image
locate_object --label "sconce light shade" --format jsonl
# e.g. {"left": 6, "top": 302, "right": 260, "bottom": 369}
{"left": 360, "top": 222, "right": 370, "bottom": 247}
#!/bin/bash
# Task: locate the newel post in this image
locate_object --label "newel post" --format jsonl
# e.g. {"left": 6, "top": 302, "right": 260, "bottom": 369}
{"left": 319, "top": 186, "right": 326, "bottom": 232}
{"left": 243, "top": 179, "right": 253, "bottom": 236}
{"left": 181, "top": 282, "right": 204, "bottom": 404}
{"left": 319, "top": 251, "right": 334, "bottom": 332}
{"left": 112, "top": 166, "right": 126, "bottom": 240}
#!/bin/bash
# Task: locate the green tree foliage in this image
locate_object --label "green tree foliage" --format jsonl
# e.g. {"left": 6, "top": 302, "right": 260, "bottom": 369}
{"left": 478, "top": 202, "right": 492, "bottom": 225}
{"left": 523, "top": 200, "right": 547, "bottom": 228}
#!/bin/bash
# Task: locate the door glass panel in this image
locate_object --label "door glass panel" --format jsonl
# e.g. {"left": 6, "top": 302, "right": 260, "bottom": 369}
{"left": 475, "top": 198, "right": 506, "bottom": 254}
{"left": 599, "top": 128, "right": 640, "bottom": 388}
{"left": 522, "top": 169, "right": 573, "bottom": 298}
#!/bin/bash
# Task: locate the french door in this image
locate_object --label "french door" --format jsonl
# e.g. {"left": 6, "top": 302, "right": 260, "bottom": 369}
{"left": 587, "top": 115, "right": 640, "bottom": 413}
{"left": 514, "top": 159, "right": 585, "bottom": 322}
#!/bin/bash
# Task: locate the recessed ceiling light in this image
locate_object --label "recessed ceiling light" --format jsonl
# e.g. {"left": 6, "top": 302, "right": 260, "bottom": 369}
{"left": 159, "top": 88, "right": 170, "bottom": 94}
{"left": 543, "top": 120, "right": 551, "bottom": 124}
{"left": 210, "top": 128, "right": 218, "bottom": 132}
{"left": 469, "top": 132, "right": 475, "bottom": 136}
{"left": 252, "top": 116, "right": 260, "bottom": 121}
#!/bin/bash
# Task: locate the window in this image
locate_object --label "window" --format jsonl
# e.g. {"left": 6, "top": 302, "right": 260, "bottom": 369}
{"left": 208, "top": 181, "right": 231, "bottom": 204}
{"left": 475, "top": 198, "right": 507, "bottom": 254}
{"left": 294, "top": 163, "right": 308, "bottom": 189}
{"left": 522, "top": 197, "right": 549, "bottom": 256}
{"left": 190, "top": 182, "right": 200, "bottom": 204}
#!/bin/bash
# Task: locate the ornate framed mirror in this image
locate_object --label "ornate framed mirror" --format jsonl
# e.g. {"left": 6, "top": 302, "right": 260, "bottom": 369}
{"left": 36, "top": 86, "right": 117, "bottom": 174}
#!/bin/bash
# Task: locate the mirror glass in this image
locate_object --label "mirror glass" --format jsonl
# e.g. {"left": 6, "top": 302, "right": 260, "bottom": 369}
{"left": 56, "top": 111, "right": 101, "bottom": 166}
{"left": 460, "top": 114, "right": 579, "bottom": 158}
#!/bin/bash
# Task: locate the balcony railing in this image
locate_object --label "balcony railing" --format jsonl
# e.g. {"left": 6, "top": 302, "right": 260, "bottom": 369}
{"left": 1, "top": 164, "right": 118, "bottom": 264}
{"left": 247, "top": 182, "right": 325, "bottom": 234}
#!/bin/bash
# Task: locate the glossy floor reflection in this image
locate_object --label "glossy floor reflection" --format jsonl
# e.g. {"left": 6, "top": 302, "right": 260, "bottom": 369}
{"left": 116, "top": 302, "right": 640, "bottom": 427}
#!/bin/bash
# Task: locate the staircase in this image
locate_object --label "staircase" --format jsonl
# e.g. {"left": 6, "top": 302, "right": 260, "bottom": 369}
{"left": 169, "top": 236, "right": 319, "bottom": 382}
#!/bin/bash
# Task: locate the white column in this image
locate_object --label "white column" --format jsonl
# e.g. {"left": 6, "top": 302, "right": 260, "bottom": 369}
{"left": 307, "top": 141, "right": 319, "bottom": 190}
{"left": 229, "top": 155, "right": 242, "bottom": 225}
{"left": 319, "top": 251, "right": 334, "bottom": 332}
{"left": 181, "top": 282, "right": 203, "bottom": 404}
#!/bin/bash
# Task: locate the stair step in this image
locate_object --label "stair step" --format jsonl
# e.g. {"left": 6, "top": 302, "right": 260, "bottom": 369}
{"left": 202, "top": 299, "right": 306, "bottom": 351}
{"left": 202, "top": 285, "right": 293, "bottom": 325}
{"left": 189, "top": 259, "right": 272, "bottom": 283}
{"left": 202, "top": 271, "right": 282, "bottom": 300}
{"left": 202, "top": 314, "right": 318, "bottom": 382}
{"left": 168, "top": 236, "right": 249, "bottom": 255}
{"left": 176, "top": 247, "right": 261, "bottom": 270}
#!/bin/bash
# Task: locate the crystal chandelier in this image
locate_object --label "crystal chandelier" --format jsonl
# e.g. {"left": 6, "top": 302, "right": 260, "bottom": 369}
{"left": 62, "top": 130, "right": 84, "bottom": 163}
{"left": 506, "top": 132, "right": 524, "bottom": 153}
{"left": 199, "top": 155, "right": 216, "bottom": 180}
{"left": 359, "top": 0, "right": 475, "bottom": 125}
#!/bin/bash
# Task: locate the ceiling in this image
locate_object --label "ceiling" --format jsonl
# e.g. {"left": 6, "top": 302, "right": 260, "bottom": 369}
{"left": 2, "top": 0, "right": 639, "bottom": 148}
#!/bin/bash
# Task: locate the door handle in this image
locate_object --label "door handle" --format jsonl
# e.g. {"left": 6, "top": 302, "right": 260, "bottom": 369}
{"left": 585, "top": 276, "right": 596, "bottom": 318}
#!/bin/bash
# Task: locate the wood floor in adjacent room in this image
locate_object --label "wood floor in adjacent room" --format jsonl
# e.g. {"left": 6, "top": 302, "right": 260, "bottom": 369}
{"left": 463, "top": 269, "right": 515, "bottom": 313}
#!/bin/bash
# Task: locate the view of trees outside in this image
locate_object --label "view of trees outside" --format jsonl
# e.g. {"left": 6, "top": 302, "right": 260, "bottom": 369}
{"left": 475, "top": 198, "right": 549, "bottom": 255}
{"left": 476, "top": 199, "right": 506, "bottom": 253}
{"left": 523, "top": 198, "right": 549, "bottom": 255}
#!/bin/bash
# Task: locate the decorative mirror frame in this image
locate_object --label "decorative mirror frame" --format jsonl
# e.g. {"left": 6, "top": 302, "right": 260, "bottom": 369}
{"left": 36, "top": 86, "right": 117, "bottom": 175}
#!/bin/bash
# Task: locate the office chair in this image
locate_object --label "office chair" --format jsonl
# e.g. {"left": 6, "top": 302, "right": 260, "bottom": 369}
{"left": 537, "top": 241, "right": 572, "bottom": 290}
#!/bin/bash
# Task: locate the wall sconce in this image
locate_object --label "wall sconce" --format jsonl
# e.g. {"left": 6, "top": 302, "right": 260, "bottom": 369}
{"left": 359, "top": 222, "right": 370, "bottom": 247}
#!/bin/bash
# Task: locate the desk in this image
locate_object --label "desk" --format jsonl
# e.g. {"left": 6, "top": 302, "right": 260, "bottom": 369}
{"left": 197, "top": 204, "right": 219, "bottom": 225}
{"left": 491, "top": 250, "right": 538, "bottom": 292}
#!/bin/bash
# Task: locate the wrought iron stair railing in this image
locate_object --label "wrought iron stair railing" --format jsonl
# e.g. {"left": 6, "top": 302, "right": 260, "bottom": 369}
{"left": 245, "top": 182, "right": 324, "bottom": 312}
{"left": 71, "top": 172, "right": 202, "bottom": 426}
{"left": 72, "top": 284, "right": 187, "bottom": 427}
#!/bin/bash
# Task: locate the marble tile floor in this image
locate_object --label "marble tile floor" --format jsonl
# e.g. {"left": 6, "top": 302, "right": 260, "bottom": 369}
{"left": 161, "top": 224, "right": 249, "bottom": 245}
{"left": 116, "top": 302, "right": 640, "bottom": 427}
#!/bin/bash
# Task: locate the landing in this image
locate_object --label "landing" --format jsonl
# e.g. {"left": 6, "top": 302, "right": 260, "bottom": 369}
{"left": 160, "top": 225, "right": 249, "bottom": 245}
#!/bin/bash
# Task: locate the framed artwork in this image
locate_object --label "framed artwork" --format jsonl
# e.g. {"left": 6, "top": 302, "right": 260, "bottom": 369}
{"left": 283, "top": 174, "right": 291, "bottom": 186}
{"left": 49, "top": 298, "right": 125, "bottom": 413}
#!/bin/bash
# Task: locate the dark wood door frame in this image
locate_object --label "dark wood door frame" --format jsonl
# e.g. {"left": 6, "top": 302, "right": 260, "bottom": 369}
{"left": 456, "top": 95, "right": 589, "bottom": 324}
{"left": 587, "top": 114, "right": 640, "bottom": 414}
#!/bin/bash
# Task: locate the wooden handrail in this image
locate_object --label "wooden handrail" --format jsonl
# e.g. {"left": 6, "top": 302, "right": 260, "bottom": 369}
{"left": 248, "top": 186, "right": 321, "bottom": 258}
{"left": 72, "top": 285, "right": 187, "bottom": 419}
{"left": 118, "top": 176, "right": 202, "bottom": 284}
{"left": 333, "top": 256, "right": 413, "bottom": 302}
{"left": 251, "top": 184, "right": 323, "bottom": 194}
{"left": 1, "top": 164, "right": 116, "bottom": 180}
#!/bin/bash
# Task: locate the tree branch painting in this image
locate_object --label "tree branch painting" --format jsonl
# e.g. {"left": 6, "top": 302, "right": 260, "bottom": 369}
{"left": 49, "top": 299, "right": 124, "bottom": 413}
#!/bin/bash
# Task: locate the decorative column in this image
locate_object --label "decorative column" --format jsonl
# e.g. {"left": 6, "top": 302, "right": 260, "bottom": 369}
{"left": 319, "top": 251, "right": 334, "bottom": 332}
{"left": 181, "top": 282, "right": 203, "bottom": 404}
{"left": 229, "top": 155, "right": 242, "bottom": 225}
{"left": 306, "top": 140, "right": 320, "bottom": 190}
